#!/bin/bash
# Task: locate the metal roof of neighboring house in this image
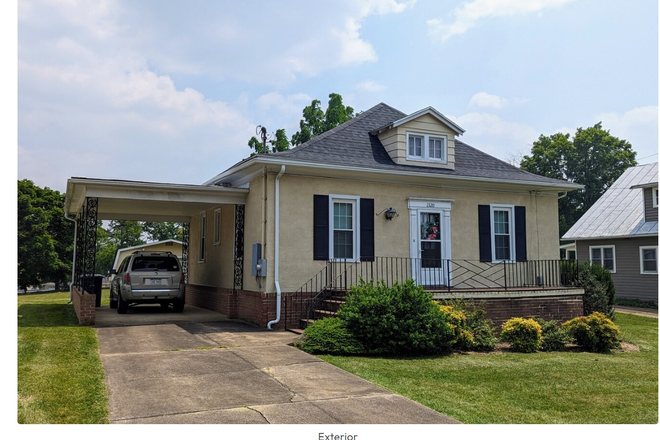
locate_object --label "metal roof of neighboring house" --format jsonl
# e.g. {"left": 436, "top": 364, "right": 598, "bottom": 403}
{"left": 562, "top": 162, "right": 658, "bottom": 240}
{"left": 205, "top": 103, "right": 581, "bottom": 191}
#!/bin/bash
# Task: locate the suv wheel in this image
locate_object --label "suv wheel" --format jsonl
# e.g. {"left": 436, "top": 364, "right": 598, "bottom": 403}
{"left": 117, "top": 292, "right": 128, "bottom": 314}
{"left": 172, "top": 297, "right": 185, "bottom": 313}
{"left": 109, "top": 288, "right": 118, "bottom": 309}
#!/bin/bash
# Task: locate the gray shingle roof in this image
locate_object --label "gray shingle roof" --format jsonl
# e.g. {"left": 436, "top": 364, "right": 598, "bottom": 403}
{"left": 269, "top": 102, "right": 573, "bottom": 186}
{"left": 563, "top": 162, "right": 659, "bottom": 240}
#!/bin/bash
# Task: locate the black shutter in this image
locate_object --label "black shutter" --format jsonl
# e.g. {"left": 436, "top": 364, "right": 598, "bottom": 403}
{"left": 478, "top": 205, "right": 492, "bottom": 262}
{"left": 515, "top": 206, "right": 527, "bottom": 262}
{"left": 313, "top": 195, "right": 329, "bottom": 260}
{"left": 360, "top": 198, "right": 375, "bottom": 261}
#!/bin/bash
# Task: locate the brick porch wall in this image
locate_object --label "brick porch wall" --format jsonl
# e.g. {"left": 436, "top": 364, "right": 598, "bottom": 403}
{"left": 186, "top": 283, "right": 290, "bottom": 329}
{"left": 479, "top": 294, "right": 584, "bottom": 330}
{"left": 71, "top": 285, "right": 96, "bottom": 326}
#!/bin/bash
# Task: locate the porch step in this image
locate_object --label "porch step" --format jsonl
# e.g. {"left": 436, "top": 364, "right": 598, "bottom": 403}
{"left": 287, "top": 328, "right": 305, "bottom": 335}
{"left": 314, "top": 309, "right": 337, "bottom": 317}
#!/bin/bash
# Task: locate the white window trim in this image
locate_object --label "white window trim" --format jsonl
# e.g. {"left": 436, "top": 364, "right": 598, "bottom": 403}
{"left": 328, "top": 194, "right": 360, "bottom": 262}
{"left": 213, "top": 208, "right": 222, "bottom": 246}
{"left": 406, "top": 131, "right": 448, "bottom": 164}
{"left": 199, "top": 212, "right": 206, "bottom": 263}
{"left": 589, "top": 245, "right": 616, "bottom": 273}
{"left": 490, "top": 204, "right": 516, "bottom": 263}
{"left": 639, "top": 246, "right": 658, "bottom": 275}
{"left": 653, "top": 186, "right": 658, "bottom": 208}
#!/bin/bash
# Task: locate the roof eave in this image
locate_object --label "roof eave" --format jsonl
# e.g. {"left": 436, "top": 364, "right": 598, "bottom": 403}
{"left": 210, "top": 156, "right": 583, "bottom": 192}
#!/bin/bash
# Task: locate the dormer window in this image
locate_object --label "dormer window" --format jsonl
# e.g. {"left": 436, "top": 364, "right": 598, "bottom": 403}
{"left": 406, "top": 132, "right": 447, "bottom": 163}
{"left": 653, "top": 186, "right": 658, "bottom": 208}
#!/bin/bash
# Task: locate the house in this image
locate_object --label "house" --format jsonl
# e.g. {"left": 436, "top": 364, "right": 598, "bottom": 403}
{"left": 65, "top": 103, "right": 585, "bottom": 327}
{"left": 562, "top": 162, "right": 658, "bottom": 304}
{"left": 112, "top": 239, "right": 183, "bottom": 273}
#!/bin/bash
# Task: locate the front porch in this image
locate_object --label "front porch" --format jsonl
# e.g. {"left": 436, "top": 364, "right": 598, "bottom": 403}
{"left": 283, "top": 257, "right": 585, "bottom": 331}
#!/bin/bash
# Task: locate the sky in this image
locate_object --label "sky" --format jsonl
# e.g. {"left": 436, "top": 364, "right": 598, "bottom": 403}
{"left": 13, "top": 0, "right": 659, "bottom": 194}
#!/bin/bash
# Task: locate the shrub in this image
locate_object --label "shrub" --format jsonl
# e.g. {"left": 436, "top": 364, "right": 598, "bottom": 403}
{"left": 500, "top": 317, "right": 542, "bottom": 353}
{"left": 338, "top": 279, "right": 454, "bottom": 355}
{"left": 297, "top": 317, "right": 366, "bottom": 355}
{"left": 536, "top": 318, "right": 572, "bottom": 351}
{"left": 437, "top": 301, "right": 497, "bottom": 352}
{"left": 563, "top": 312, "right": 622, "bottom": 353}
{"left": 577, "top": 262, "right": 616, "bottom": 318}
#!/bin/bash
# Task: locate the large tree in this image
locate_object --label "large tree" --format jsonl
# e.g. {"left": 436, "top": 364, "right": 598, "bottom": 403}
{"left": 142, "top": 221, "right": 184, "bottom": 242}
{"left": 248, "top": 93, "right": 355, "bottom": 153}
{"left": 18, "top": 179, "right": 74, "bottom": 291}
{"left": 520, "top": 123, "right": 637, "bottom": 236}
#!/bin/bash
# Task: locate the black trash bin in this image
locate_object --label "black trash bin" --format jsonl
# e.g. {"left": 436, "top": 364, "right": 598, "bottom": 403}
{"left": 83, "top": 274, "right": 104, "bottom": 307}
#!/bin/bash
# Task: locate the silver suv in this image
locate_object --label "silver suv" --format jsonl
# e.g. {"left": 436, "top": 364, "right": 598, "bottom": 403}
{"left": 110, "top": 251, "right": 185, "bottom": 314}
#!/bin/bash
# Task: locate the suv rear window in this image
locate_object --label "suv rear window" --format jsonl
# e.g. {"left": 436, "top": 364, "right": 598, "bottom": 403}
{"left": 131, "top": 256, "right": 179, "bottom": 271}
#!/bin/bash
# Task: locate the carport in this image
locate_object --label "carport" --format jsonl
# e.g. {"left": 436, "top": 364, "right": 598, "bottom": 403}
{"left": 64, "top": 177, "right": 248, "bottom": 325}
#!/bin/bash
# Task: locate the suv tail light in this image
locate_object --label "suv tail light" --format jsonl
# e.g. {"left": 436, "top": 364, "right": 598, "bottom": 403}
{"left": 180, "top": 273, "right": 185, "bottom": 283}
{"left": 124, "top": 273, "right": 131, "bottom": 283}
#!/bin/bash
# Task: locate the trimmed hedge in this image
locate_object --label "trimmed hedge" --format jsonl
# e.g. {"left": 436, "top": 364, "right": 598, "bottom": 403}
{"left": 536, "top": 318, "right": 572, "bottom": 352}
{"left": 500, "top": 317, "right": 542, "bottom": 353}
{"left": 297, "top": 317, "right": 365, "bottom": 355}
{"left": 563, "top": 312, "right": 622, "bottom": 353}
{"left": 338, "top": 279, "right": 454, "bottom": 355}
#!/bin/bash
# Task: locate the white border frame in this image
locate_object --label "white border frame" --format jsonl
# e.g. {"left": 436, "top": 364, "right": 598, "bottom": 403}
{"left": 589, "top": 245, "right": 616, "bottom": 273}
{"left": 639, "top": 246, "right": 658, "bottom": 274}
{"left": 329, "top": 194, "right": 361, "bottom": 262}
{"left": 490, "top": 204, "right": 516, "bottom": 263}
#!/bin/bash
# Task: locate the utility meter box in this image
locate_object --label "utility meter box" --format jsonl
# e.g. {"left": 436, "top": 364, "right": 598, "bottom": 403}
{"left": 251, "top": 243, "right": 267, "bottom": 277}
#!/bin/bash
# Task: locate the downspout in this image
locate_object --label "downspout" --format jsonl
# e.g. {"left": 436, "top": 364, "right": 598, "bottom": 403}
{"left": 63, "top": 211, "right": 77, "bottom": 303}
{"left": 267, "top": 165, "right": 285, "bottom": 329}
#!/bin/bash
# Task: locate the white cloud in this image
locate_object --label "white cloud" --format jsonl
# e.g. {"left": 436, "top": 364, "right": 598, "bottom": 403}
{"left": 468, "top": 92, "right": 528, "bottom": 109}
{"left": 356, "top": 80, "right": 386, "bottom": 93}
{"left": 428, "top": 0, "right": 575, "bottom": 42}
{"left": 594, "top": 106, "right": 659, "bottom": 163}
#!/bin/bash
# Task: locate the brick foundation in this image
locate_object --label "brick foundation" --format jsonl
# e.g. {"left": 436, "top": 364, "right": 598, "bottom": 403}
{"left": 187, "top": 283, "right": 584, "bottom": 332}
{"left": 477, "top": 294, "right": 584, "bottom": 331}
{"left": 71, "top": 285, "right": 96, "bottom": 326}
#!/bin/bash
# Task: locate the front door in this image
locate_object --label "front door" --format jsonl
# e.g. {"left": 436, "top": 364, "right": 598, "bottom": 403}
{"left": 409, "top": 199, "right": 452, "bottom": 288}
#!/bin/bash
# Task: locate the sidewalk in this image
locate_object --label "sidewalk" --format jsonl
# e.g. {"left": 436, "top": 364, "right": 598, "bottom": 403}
{"left": 614, "top": 306, "right": 658, "bottom": 318}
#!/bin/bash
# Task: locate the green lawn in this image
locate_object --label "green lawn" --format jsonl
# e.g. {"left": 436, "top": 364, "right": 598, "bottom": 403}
{"left": 17, "top": 291, "right": 109, "bottom": 424}
{"left": 319, "top": 312, "right": 658, "bottom": 424}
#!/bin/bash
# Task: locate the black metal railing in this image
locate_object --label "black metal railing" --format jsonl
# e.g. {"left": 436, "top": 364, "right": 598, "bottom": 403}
{"left": 284, "top": 258, "right": 580, "bottom": 330}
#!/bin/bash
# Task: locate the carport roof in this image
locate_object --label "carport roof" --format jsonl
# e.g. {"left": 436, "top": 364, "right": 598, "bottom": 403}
{"left": 65, "top": 177, "right": 248, "bottom": 222}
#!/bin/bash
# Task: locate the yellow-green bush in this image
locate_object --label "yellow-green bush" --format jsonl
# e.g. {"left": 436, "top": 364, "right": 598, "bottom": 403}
{"left": 500, "top": 317, "right": 542, "bottom": 353}
{"left": 437, "top": 303, "right": 496, "bottom": 352}
{"left": 563, "top": 312, "right": 621, "bottom": 353}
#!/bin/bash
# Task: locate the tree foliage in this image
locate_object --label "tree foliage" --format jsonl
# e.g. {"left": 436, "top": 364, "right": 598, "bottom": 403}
{"left": 18, "top": 179, "right": 74, "bottom": 290}
{"left": 248, "top": 93, "right": 355, "bottom": 154}
{"left": 520, "top": 123, "right": 637, "bottom": 235}
{"left": 142, "top": 222, "right": 184, "bottom": 242}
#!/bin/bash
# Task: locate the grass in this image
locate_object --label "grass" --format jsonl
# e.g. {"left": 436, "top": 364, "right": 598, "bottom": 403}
{"left": 17, "top": 291, "right": 109, "bottom": 424}
{"left": 318, "top": 312, "right": 658, "bottom": 424}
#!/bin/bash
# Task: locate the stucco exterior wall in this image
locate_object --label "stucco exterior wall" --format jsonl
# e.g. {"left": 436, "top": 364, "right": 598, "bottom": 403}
{"left": 188, "top": 204, "right": 236, "bottom": 289}
{"left": 274, "top": 173, "right": 561, "bottom": 293}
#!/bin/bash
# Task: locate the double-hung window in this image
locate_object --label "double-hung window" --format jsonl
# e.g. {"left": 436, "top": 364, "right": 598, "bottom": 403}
{"left": 653, "top": 187, "right": 659, "bottom": 208}
{"left": 590, "top": 246, "right": 615, "bottom": 272}
{"left": 313, "top": 195, "right": 374, "bottom": 262}
{"left": 406, "top": 132, "right": 447, "bottom": 163}
{"left": 640, "top": 246, "right": 657, "bottom": 274}
{"left": 330, "top": 197, "right": 358, "bottom": 260}
{"left": 491, "top": 205, "right": 514, "bottom": 261}
{"left": 478, "top": 204, "right": 527, "bottom": 263}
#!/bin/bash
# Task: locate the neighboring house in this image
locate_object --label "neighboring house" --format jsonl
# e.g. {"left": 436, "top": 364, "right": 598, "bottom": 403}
{"left": 563, "top": 163, "right": 658, "bottom": 304}
{"left": 112, "top": 239, "right": 183, "bottom": 273}
{"left": 65, "top": 103, "right": 584, "bottom": 327}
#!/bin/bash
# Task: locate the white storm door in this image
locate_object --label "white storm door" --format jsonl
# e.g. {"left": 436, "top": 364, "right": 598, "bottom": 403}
{"left": 408, "top": 200, "right": 452, "bottom": 288}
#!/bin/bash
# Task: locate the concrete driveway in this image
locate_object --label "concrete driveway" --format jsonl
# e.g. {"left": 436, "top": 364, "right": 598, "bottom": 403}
{"left": 96, "top": 317, "right": 459, "bottom": 424}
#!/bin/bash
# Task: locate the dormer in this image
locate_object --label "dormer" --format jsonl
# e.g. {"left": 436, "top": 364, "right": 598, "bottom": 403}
{"left": 371, "top": 106, "right": 465, "bottom": 170}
